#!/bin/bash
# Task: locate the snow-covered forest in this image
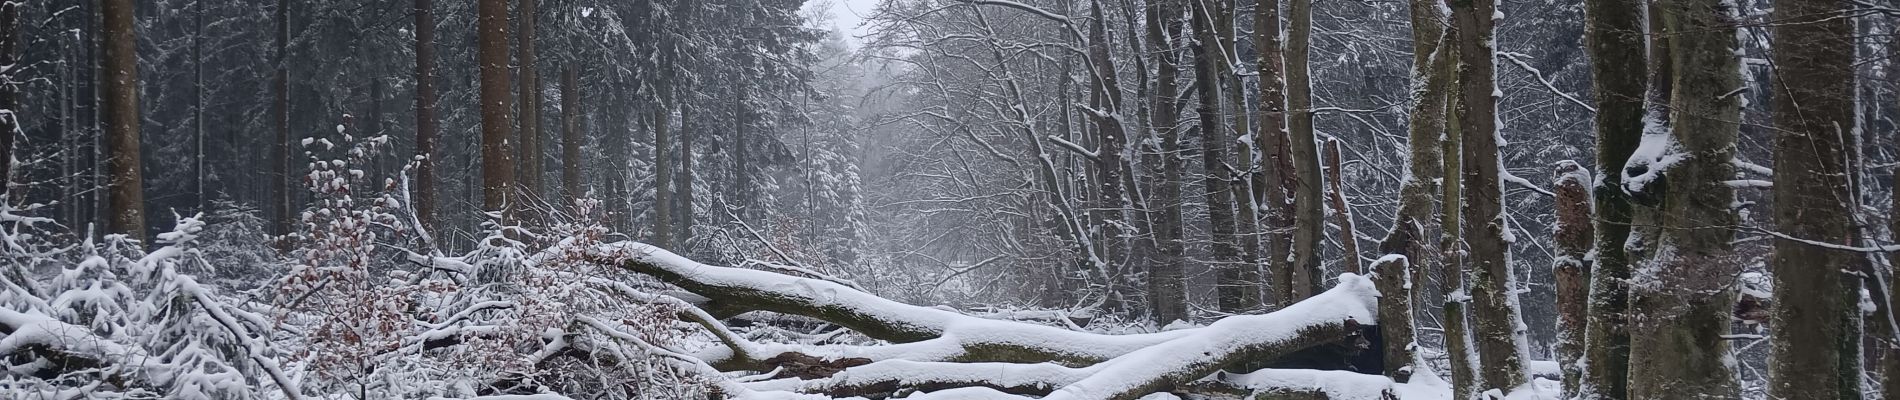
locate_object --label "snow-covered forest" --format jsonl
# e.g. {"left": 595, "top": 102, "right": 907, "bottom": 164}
{"left": 2, "top": 0, "right": 1898, "bottom": 398}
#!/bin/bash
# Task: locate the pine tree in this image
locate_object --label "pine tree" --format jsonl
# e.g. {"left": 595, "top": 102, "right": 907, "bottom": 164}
{"left": 412, "top": 0, "right": 438, "bottom": 233}
{"left": 101, "top": 0, "right": 145, "bottom": 241}
{"left": 479, "top": 0, "right": 515, "bottom": 216}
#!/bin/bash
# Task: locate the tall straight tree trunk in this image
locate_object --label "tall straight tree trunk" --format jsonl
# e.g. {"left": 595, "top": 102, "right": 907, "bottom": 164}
{"left": 653, "top": 106, "right": 672, "bottom": 248}
{"left": 1086, "top": 0, "right": 1132, "bottom": 307}
{"left": 101, "top": 0, "right": 143, "bottom": 241}
{"left": 478, "top": 0, "right": 515, "bottom": 218}
{"left": 1253, "top": 0, "right": 1296, "bottom": 309}
{"left": 1286, "top": 0, "right": 1324, "bottom": 300}
{"left": 1552, "top": 161, "right": 1593, "bottom": 396}
{"left": 1189, "top": 0, "right": 1243, "bottom": 314}
{"left": 0, "top": 0, "right": 17, "bottom": 198}
{"left": 1144, "top": 0, "right": 1187, "bottom": 325}
{"left": 561, "top": 65, "right": 580, "bottom": 205}
{"left": 1766, "top": 0, "right": 1861, "bottom": 398}
{"left": 1578, "top": 0, "right": 1645, "bottom": 397}
{"left": 1889, "top": 169, "right": 1900, "bottom": 400}
{"left": 516, "top": 0, "right": 541, "bottom": 203}
{"left": 1439, "top": 21, "right": 1474, "bottom": 400}
{"left": 676, "top": 105, "right": 694, "bottom": 247}
{"left": 1212, "top": 0, "right": 1262, "bottom": 310}
{"left": 1323, "top": 139, "right": 1361, "bottom": 274}
{"left": 413, "top": 0, "right": 438, "bottom": 232}
{"left": 1369, "top": 0, "right": 1447, "bottom": 380}
{"left": 1625, "top": 0, "right": 1742, "bottom": 397}
{"left": 271, "top": 0, "right": 291, "bottom": 241}
{"left": 1450, "top": 0, "right": 1527, "bottom": 392}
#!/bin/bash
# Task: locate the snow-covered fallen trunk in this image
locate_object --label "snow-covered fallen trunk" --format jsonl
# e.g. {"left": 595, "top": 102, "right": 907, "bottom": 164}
{"left": 590, "top": 241, "right": 1382, "bottom": 399}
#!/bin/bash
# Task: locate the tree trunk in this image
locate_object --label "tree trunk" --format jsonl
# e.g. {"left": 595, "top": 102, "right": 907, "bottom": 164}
{"left": 516, "top": 0, "right": 541, "bottom": 203}
{"left": 101, "top": 0, "right": 144, "bottom": 241}
{"left": 1370, "top": 237, "right": 1417, "bottom": 382}
{"left": 0, "top": 0, "right": 17, "bottom": 199}
{"left": 1888, "top": 168, "right": 1900, "bottom": 400}
{"left": 1578, "top": 0, "right": 1646, "bottom": 397}
{"left": 1144, "top": 0, "right": 1187, "bottom": 325}
{"left": 676, "top": 105, "right": 695, "bottom": 247}
{"left": 561, "top": 65, "right": 580, "bottom": 205}
{"left": 1086, "top": 0, "right": 1133, "bottom": 310}
{"left": 478, "top": 0, "right": 515, "bottom": 217}
{"left": 1766, "top": 0, "right": 1861, "bottom": 397}
{"left": 1552, "top": 161, "right": 1593, "bottom": 396}
{"left": 413, "top": 0, "right": 438, "bottom": 232}
{"left": 653, "top": 106, "right": 672, "bottom": 248}
{"left": 1254, "top": 0, "right": 1296, "bottom": 309}
{"left": 1324, "top": 139, "right": 1361, "bottom": 274}
{"left": 271, "top": 0, "right": 291, "bottom": 242}
{"left": 1369, "top": 1, "right": 1447, "bottom": 381}
{"left": 1450, "top": 0, "right": 1528, "bottom": 392}
{"left": 1286, "top": 0, "right": 1324, "bottom": 301}
{"left": 1625, "top": 0, "right": 1742, "bottom": 397}
{"left": 1438, "top": 22, "right": 1473, "bottom": 400}
{"left": 1189, "top": 0, "right": 1244, "bottom": 314}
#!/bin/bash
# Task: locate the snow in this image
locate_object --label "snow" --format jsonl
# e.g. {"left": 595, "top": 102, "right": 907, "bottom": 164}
{"left": 1622, "top": 126, "right": 1682, "bottom": 194}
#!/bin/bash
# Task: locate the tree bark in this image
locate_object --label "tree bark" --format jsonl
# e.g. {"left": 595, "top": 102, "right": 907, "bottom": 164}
{"left": 676, "top": 105, "right": 695, "bottom": 246}
{"left": 1438, "top": 22, "right": 1473, "bottom": 400}
{"left": 1189, "top": 0, "right": 1244, "bottom": 314}
{"left": 1552, "top": 161, "right": 1593, "bottom": 397}
{"left": 1578, "top": 0, "right": 1646, "bottom": 397}
{"left": 1324, "top": 139, "right": 1361, "bottom": 274}
{"left": 271, "top": 0, "right": 291, "bottom": 242}
{"left": 412, "top": 0, "right": 438, "bottom": 233}
{"left": 1625, "top": 1, "right": 1742, "bottom": 398}
{"left": 1144, "top": 0, "right": 1187, "bottom": 325}
{"left": 1450, "top": 0, "right": 1528, "bottom": 392}
{"left": 561, "top": 65, "right": 580, "bottom": 205}
{"left": 1254, "top": 0, "right": 1297, "bottom": 309}
{"left": 478, "top": 0, "right": 515, "bottom": 217}
{"left": 0, "top": 0, "right": 17, "bottom": 199}
{"left": 516, "top": 0, "right": 541, "bottom": 203}
{"left": 1766, "top": 0, "right": 1861, "bottom": 398}
{"left": 1286, "top": 0, "right": 1324, "bottom": 301}
{"left": 653, "top": 106, "right": 672, "bottom": 248}
{"left": 101, "top": 0, "right": 144, "bottom": 241}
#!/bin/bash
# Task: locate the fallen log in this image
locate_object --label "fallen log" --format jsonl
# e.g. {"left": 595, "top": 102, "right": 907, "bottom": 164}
{"left": 589, "top": 241, "right": 1382, "bottom": 399}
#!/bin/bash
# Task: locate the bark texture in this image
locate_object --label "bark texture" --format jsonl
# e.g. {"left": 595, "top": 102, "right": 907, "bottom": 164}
{"left": 101, "top": 0, "right": 145, "bottom": 241}
{"left": 516, "top": 0, "right": 542, "bottom": 201}
{"left": 1450, "top": 0, "right": 1527, "bottom": 392}
{"left": 1766, "top": 0, "right": 1861, "bottom": 398}
{"left": 1253, "top": 0, "right": 1297, "bottom": 309}
{"left": 561, "top": 65, "right": 581, "bottom": 204}
{"left": 1144, "top": 0, "right": 1187, "bottom": 325}
{"left": 412, "top": 0, "right": 438, "bottom": 233}
{"left": 1287, "top": 0, "right": 1324, "bottom": 301}
{"left": 1625, "top": 1, "right": 1742, "bottom": 397}
{"left": 1552, "top": 161, "right": 1592, "bottom": 396}
{"left": 1324, "top": 139, "right": 1361, "bottom": 274}
{"left": 1578, "top": 0, "right": 1646, "bottom": 397}
{"left": 478, "top": 0, "right": 515, "bottom": 216}
{"left": 1189, "top": 0, "right": 1244, "bottom": 313}
{"left": 0, "top": 0, "right": 16, "bottom": 198}
{"left": 270, "top": 0, "right": 291, "bottom": 240}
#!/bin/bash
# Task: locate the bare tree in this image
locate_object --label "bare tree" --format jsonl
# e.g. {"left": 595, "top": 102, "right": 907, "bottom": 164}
{"left": 1450, "top": 0, "right": 1526, "bottom": 392}
{"left": 1145, "top": 0, "right": 1188, "bottom": 324}
{"left": 1552, "top": 161, "right": 1592, "bottom": 395}
{"left": 1766, "top": 0, "right": 1861, "bottom": 397}
{"left": 1625, "top": 0, "right": 1742, "bottom": 397}
{"left": 1578, "top": 0, "right": 1645, "bottom": 397}
{"left": 1286, "top": 0, "right": 1324, "bottom": 300}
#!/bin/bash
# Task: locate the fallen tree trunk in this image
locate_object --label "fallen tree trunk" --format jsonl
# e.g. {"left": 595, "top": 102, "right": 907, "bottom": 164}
{"left": 588, "top": 241, "right": 1382, "bottom": 399}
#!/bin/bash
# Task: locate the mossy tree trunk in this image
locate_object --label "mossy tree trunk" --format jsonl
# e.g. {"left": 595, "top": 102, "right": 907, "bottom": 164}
{"left": 1625, "top": 0, "right": 1742, "bottom": 397}
{"left": 1552, "top": 161, "right": 1593, "bottom": 396}
{"left": 1766, "top": 0, "right": 1862, "bottom": 398}
{"left": 1578, "top": 0, "right": 1646, "bottom": 397}
{"left": 1450, "top": 0, "right": 1528, "bottom": 392}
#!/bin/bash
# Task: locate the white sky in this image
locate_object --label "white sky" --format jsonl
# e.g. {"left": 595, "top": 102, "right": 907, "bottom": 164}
{"left": 812, "top": 0, "right": 879, "bottom": 46}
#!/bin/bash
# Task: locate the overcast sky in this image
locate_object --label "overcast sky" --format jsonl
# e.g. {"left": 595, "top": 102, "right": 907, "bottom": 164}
{"left": 813, "top": 0, "right": 879, "bottom": 46}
